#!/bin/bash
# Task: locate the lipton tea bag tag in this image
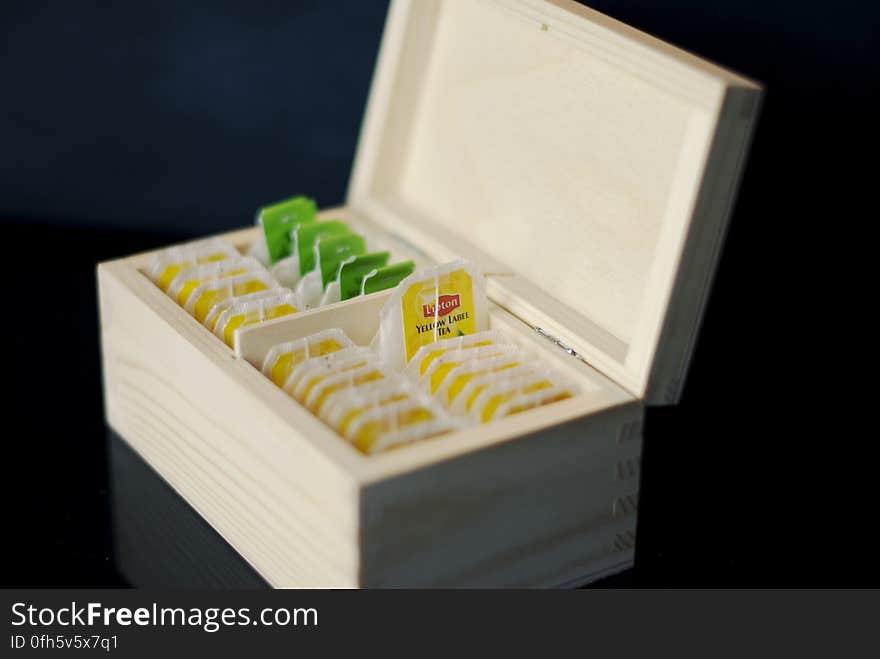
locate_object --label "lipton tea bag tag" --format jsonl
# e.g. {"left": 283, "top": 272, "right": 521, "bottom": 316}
{"left": 374, "top": 260, "right": 488, "bottom": 372}
{"left": 296, "top": 233, "right": 367, "bottom": 309}
{"left": 258, "top": 195, "right": 317, "bottom": 264}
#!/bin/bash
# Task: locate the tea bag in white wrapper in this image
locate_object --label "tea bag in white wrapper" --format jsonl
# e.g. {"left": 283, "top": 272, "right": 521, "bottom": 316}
{"left": 372, "top": 260, "right": 489, "bottom": 372}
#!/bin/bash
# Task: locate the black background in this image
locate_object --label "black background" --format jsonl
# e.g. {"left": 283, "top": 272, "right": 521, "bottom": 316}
{"left": 1, "top": 0, "right": 875, "bottom": 587}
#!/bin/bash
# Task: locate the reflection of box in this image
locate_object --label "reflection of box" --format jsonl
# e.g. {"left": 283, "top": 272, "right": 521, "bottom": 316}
{"left": 98, "top": 0, "right": 761, "bottom": 587}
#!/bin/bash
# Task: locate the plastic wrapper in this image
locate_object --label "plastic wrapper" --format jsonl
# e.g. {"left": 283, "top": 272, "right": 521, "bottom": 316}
{"left": 284, "top": 347, "right": 375, "bottom": 403}
{"left": 346, "top": 399, "right": 460, "bottom": 455}
{"left": 147, "top": 238, "right": 238, "bottom": 292}
{"left": 261, "top": 328, "right": 355, "bottom": 388}
{"left": 373, "top": 260, "right": 489, "bottom": 372}
{"left": 184, "top": 271, "right": 278, "bottom": 323}
{"left": 213, "top": 290, "right": 303, "bottom": 347}
{"left": 469, "top": 374, "right": 577, "bottom": 424}
{"left": 321, "top": 376, "right": 425, "bottom": 435}
{"left": 166, "top": 257, "right": 264, "bottom": 306}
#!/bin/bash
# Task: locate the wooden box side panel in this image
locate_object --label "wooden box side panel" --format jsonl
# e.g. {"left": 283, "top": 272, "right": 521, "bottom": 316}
{"left": 644, "top": 85, "right": 764, "bottom": 403}
{"left": 98, "top": 260, "right": 362, "bottom": 587}
{"left": 360, "top": 401, "right": 643, "bottom": 587}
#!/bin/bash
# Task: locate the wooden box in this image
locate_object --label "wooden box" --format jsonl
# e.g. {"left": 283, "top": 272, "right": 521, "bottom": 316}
{"left": 97, "top": 0, "right": 761, "bottom": 587}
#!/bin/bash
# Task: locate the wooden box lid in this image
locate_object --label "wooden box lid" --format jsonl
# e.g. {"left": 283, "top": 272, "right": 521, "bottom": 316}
{"left": 347, "top": 0, "right": 762, "bottom": 404}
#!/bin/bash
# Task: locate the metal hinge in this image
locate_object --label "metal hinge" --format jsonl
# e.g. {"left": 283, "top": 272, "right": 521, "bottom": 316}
{"left": 534, "top": 326, "right": 584, "bottom": 360}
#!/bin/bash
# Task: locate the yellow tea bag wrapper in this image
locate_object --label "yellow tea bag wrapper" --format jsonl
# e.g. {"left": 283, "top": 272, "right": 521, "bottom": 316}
{"left": 470, "top": 374, "right": 576, "bottom": 424}
{"left": 166, "top": 257, "right": 264, "bottom": 306}
{"left": 420, "top": 345, "right": 520, "bottom": 395}
{"left": 450, "top": 364, "right": 536, "bottom": 416}
{"left": 374, "top": 260, "right": 488, "bottom": 372}
{"left": 346, "top": 399, "right": 457, "bottom": 454}
{"left": 214, "top": 290, "right": 303, "bottom": 347}
{"left": 261, "top": 328, "right": 354, "bottom": 388}
{"left": 148, "top": 238, "right": 239, "bottom": 292}
{"left": 184, "top": 271, "right": 278, "bottom": 323}
{"left": 404, "top": 329, "right": 508, "bottom": 379}
{"left": 203, "top": 289, "right": 279, "bottom": 331}
{"left": 284, "top": 347, "right": 374, "bottom": 403}
{"left": 321, "top": 376, "right": 424, "bottom": 435}
{"left": 433, "top": 352, "right": 528, "bottom": 408}
{"left": 304, "top": 364, "right": 387, "bottom": 415}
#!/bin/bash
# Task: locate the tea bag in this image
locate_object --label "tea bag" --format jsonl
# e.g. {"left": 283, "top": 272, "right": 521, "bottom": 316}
{"left": 284, "top": 347, "right": 375, "bottom": 403}
{"left": 272, "top": 220, "right": 350, "bottom": 288}
{"left": 148, "top": 238, "right": 239, "bottom": 292}
{"left": 360, "top": 262, "right": 416, "bottom": 296}
{"left": 469, "top": 374, "right": 576, "bottom": 424}
{"left": 450, "top": 364, "right": 537, "bottom": 416}
{"left": 203, "top": 289, "right": 280, "bottom": 331}
{"left": 295, "top": 233, "right": 367, "bottom": 309}
{"left": 256, "top": 195, "right": 318, "bottom": 264}
{"left": 261, "top": 328, "right": 354, "bottom": 388}
{"left": 184, "top": 271, "right": 278, "bottom": 323}
{"left": 365, "top": 416, "right": 461, "bottom": 455}
{"left": 433, "top": 352, "right": 528, "bottom": 408}
{"left": 303, "top": 363, "right": 388, "bottom": 415}
{"left": 321, "top": 376, "right": 425, "bottom": 435}
{"left": 345, "top": 399, "right": 458, "bottom": 454}
{"left": 320, "top": 251, "right": 391, "bottom": 306}
{"left": 166, "top": 257, "right": 264, "bottom": 306}
{"left": 420, "top": 345, "right": 522, "bottom": 395}
{"left": 373, "top": 260, "right": 488, "bottom": 371}
{"left": 405, "top": 329, "right": 508, "bottom": 378}
{"left": 213, "top": 290, "right": 303, "bottom": 347}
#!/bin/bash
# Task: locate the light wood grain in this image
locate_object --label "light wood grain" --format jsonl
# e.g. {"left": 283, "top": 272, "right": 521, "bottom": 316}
{"left": 99, "top": 254, "right": 641, "bottom": 586}
{"left": 348, "top": 0, "right": 762, "bottom": 403}
{"left": 360, "top": 402, "right": 641, "bottom": 587}
{"left": 99, "top": 259, "right": 363, "bottom": 587}
{"left": 235, "top": 290, "right": 392, "bottom": 366}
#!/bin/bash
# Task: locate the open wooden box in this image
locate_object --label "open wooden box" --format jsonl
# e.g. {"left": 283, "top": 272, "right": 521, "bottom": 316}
{"left": 98, "top": 0, "right": 761, "bottom": 587}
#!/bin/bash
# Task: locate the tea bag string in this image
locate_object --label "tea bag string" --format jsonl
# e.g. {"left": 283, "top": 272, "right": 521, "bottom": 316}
{"left": 433, "top": 272, "right": 440, "bottom": 342}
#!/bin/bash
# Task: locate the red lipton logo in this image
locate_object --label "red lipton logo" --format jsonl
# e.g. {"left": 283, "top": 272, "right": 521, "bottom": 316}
{"left": 423, "top": 294, "right": 460, "bottom": 318}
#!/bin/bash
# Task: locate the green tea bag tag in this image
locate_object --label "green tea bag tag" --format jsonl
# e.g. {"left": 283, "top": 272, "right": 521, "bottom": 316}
{"left": 361, "top": 261, "right": 416, "bottom": 296}
{"left": 320, "top": 251, "right": 391, "bottom": 306}
{"left": 295, "top": 232, "right": 365, "bottom": 309}
{"left": 258, "top": 196, "right": 317, "bottom": 263}
{"left": 318, "top": 234, "right": 367, "bottom": 288}
{"left": 274, "top": 220, "right": 351, "bottom": 289}
{"left": 293, "top": 220, "right": 350, "bottom": 276}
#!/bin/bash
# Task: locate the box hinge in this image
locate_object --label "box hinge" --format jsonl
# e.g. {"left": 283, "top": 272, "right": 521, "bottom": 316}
{"left": 534, "top": 326, "right": 585, "bottom": 361}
